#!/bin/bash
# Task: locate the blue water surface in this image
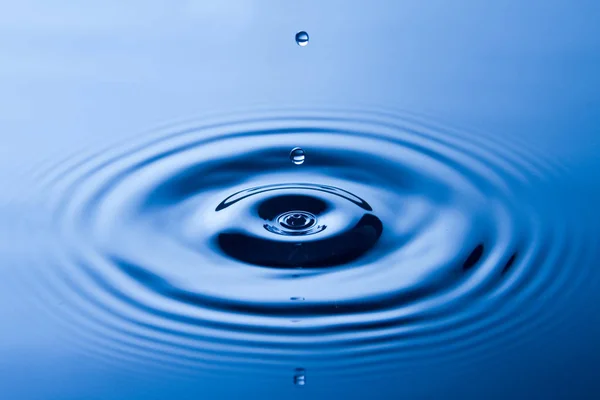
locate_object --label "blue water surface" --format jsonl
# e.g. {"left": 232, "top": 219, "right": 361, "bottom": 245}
{"left": 1, "top": 1, "right": 600, "bottom": 399}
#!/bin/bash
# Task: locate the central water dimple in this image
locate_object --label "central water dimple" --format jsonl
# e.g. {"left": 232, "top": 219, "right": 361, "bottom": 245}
{"left": 277, "top": 211, "right": 317, "bottom": 231}
{"left": 265, "top": 207, "right": 325, "bottom": 237}
{"left": 217, "top": 184, "right": 382, "bottom": 267}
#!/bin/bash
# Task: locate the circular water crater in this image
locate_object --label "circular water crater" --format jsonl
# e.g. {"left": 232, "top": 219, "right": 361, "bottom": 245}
{"left": 25, "top": 108, "right": 588, "bottom": 376}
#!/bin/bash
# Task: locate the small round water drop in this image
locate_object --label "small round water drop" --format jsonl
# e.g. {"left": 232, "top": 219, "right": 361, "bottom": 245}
{"left": 295, "top": 31, "right": 309, "bottom": 46}
{"left": 289, "top": 147, "right": 305, "bottom": 165}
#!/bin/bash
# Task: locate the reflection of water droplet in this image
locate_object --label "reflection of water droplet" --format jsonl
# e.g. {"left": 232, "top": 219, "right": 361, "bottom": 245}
{"left": 295, "top": 31, "right": 309, "bottom": 46}
{"left": 289, "top": 147, "right": 305, "bottom": 165}
{"left": 290, "top": 297, "right": 305, "bottom": 301}
{"left": 294, "top": 368, "right": 306, "bottom": 386}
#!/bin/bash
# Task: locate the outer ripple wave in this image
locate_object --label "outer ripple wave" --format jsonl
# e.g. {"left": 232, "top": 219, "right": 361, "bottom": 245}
{"left": 16, "top": 108, "right": 594, "bottom": 378}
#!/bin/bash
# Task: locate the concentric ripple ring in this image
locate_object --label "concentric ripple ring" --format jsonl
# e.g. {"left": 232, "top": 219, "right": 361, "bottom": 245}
{"left": 16, "top": 107, "right": 592, "bottom": 378}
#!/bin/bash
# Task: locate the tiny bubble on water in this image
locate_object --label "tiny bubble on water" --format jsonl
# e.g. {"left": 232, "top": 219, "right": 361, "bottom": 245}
{"left": 289, "top": 147, "right": 305, "bottom": 165}
{"left": 295, "top": 31, "right": 309, "bottom": 46}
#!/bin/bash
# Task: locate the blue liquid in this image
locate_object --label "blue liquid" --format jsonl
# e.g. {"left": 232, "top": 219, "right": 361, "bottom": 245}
{"left": 12, "top": 108, "right": 587, "bottom": 372}
{"left": 1, "top": 2, "right": 599, "bottom": 399}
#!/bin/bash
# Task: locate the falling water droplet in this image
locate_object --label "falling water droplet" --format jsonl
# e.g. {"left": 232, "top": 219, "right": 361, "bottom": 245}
{"left": 294, "top": 368, "right": 306, "bottom": 386}
{"left": 295, "top": 31, "right": 309, "bottom": 46}
{"left": 289, "top": 147, "right": 305, "bottom": 165}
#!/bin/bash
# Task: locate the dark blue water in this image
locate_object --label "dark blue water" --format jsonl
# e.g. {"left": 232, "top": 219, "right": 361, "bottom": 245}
{"left": 1, "top": 2, "right": 600, "bottom": 399}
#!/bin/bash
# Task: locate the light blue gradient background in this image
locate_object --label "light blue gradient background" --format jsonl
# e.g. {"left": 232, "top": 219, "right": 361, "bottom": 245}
{"left": 1, "top": 1, "right": 599, "bottom": 399}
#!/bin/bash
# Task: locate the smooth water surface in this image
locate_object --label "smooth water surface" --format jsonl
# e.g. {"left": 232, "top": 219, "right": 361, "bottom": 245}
{"left": 1, "top": 1, "right": 600, "bottom": 399}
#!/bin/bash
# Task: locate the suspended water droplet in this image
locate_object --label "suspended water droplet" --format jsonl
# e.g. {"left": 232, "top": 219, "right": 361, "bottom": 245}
{"left": 289, "top": 147, "right": 305, "bottom": 165}
{"left": 294, "top": 368, "right": 306, "bottom": 386}
{"left": 295, "top": 31, "right": 309, "bottom": 46}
